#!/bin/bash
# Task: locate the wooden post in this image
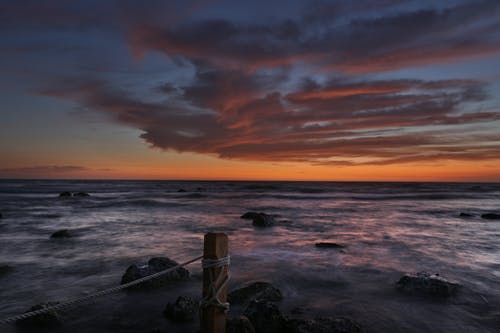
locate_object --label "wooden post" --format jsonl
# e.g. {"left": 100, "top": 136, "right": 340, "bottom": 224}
{"left": 202, "top": 233, "right": 228, "bottom": 333}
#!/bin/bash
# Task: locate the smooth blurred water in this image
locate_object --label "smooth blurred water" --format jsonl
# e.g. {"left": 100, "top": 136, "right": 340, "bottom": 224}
{"left": 0, "top": 180, "right": 499, "bottom": 332}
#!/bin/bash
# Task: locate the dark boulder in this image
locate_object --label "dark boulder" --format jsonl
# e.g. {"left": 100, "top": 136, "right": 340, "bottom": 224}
{"left": 481, "top": 213, "right": 500, "bottom": 220}
{"left": 227, "top": 315, "right": 256, "bottom": 333}
{"left": 396, "top": 271, "right": 460, "bottom": 297}
{"left": 0, "top": 212, "right": 2, "bottom": 219}
{"left": 50, "top": 229, "right": 72, "bottom": 238}
{"left": 74, "top": 192, "right": 90, "bottom": 197}
{"left": 287, "top": 317, "right": 363, "bottom": 333}
{"left": 459, "top": 212, "right": 473, "bottom": 217}
{"left": 16, "top": 302, "right": 62, "bottom": 329}
{"left": 163, "top": 296, "right": 197, "bottom": 322}
{"left": 177, "top": 189, "right": 187, "bottom": 193}
{"left": 229, "top": 282, "right": 283, "bottom": 304}
{"left": 244, "top": 300, "right": 287, "bottom": 333}
{"left": 121, "top": 257, "right": 189, "bottom": 289}
{"left": 315, "top": 242, "right": 345, "bottom": 249}
{"left": 241, "top": 212, "right": 275, "bottom": 227}
{"left": 59, "top": 191, "right": 72, "bottom": 197}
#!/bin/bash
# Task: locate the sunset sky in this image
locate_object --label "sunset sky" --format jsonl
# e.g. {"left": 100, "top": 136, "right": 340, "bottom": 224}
{"left": 1, "top": 0, "right": 500, "bottom": 181}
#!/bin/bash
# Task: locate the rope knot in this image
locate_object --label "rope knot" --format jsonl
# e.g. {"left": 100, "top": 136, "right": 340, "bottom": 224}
{"left": 200, "top": 255, "right": 230, "bottom": 312}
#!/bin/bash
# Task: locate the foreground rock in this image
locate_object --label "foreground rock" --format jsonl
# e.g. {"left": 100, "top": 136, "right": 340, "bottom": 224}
{"left": 227, "top": 315, "right": 256, "bottom": 333}
{"left": 163, "top": 296, "right": 197, "bottom": 322}
{"left": 50, "top": 229, "right": 72, "bottom": 238}
{"left": 229, "top": 282, "right": 283, "bottom": 304}
{"left": 16, "top": 302, "right": 62, "bottom": 329}
{"left": 481, "top": 213, "right": 500, "bottom": 220}
{"left": 121, "top": 257, "right": 189, "bottom": 289}
{"left": 244, "top": 300, "right": 288, "bottom": 333}
{"left": 241, "top": 212, "right": 276, "bottom": 227}
{"left": 315, "top": 242, "right": 345, "bottom": 249}
{"left": 396, "top": 271, "right": 460, "bottom": 297}
{"left": 287, "top": 317, "right": 363, "bottom": 333}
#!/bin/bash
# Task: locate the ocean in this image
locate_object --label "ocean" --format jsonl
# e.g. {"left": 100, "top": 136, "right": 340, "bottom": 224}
{"left": 0, "top": 180, "right": 499, "bottom": 332}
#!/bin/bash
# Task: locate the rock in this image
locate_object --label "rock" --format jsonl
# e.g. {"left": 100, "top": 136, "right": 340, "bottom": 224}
{"left": 241, "top": 212, "right": 275, "bottom": 227}
{"left": 287, "top": 317, "right": 363, "bottom": 333}
{"left": 229, "top": 282, "right": 283, "bottom": 304}
{"left": 121, "top": 257, "right": 189, "bottom": 289}
{"left": 177, "top": 189, "right": 187, "bottom": 193}
{"left": 50, "top": 229, "right": 72, "bottom": 238}
{"left": 163, "top": 296, "right": 197, "bottom": 322}
{"left": 481, "top": 213, "right": 500, "bottom": 220}
{"left": 0, "top": 265, "right": 12, "bottom": 277}
{"left": 74, "top": 192, "right": 90, "bottom": 197}
{"left": 16, "top": 302, "right": 62, "bottom": 328}
{"left": 315, "top": 242, "right": 345, "bottom": 249}
{"left": 227, "top": 315, "right": 256, "bottom": 333}
{"left": 59, "top": 191, "right": 72, "bottom": 197}
{"left": 459, "top": 212, "right": 473, "bottom": 217}
{"left": 396, "top": 271, "right": 460, "bottom": 297}
{"left": 244, "top": 300, "right": 287, "bottom": 333}
{"left": 0, "top": 212, "right": 2, "bottom": 219}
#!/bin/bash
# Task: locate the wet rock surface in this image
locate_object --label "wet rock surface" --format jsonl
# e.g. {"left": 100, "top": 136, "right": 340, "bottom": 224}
{"left": 226, "top": 315, "right": 256, "bottom": 333}
{"left": 287, "top": 317, "right": 363, "bottom": 333}
{"left": 16, "top": 302, "right": 62, "bottom": 329}
{"left": 229, "top": 282, "right": 283, "bottom": 304}
{"left": 241, "top": 212, "right": 276, "bottom": 227}
{"left": 244, "top": 300, "right": 288, "bottom": 333}
{"left": 396, "top": 271, "right": 460, "bottom": 297}
{"left": 121, "top": 257, "right": 189, "bottom": 289}
{"left": 50, "top": 229, "right": 72, "bottom": 238}
{"left": 163, "top": 296, "right": 197, "bottom": 322}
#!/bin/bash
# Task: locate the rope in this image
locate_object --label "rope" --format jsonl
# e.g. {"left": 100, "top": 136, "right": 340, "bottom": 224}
{"left": 0, "top": 255, "right": 203, "bottom": 325}
{"left": 199, "top": 255, "right": 230, "bottom": 311}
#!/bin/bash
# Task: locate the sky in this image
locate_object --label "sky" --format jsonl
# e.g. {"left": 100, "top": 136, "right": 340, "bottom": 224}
{"left": 1, "top": 0, "right": 500, "bottom": 181}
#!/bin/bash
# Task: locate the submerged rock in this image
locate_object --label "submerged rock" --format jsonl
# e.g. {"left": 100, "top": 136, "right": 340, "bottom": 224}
{"left": 50, "top": 229, "right": 72, "bottom": 238}
{"left": 163, "top": 296, "right": 197, "bottom": 322}
{"left": 229, "top": 282, "right": 283, "bottom": 304}
{"left": 315, "top": 242, "right": 345, "bottom": 249}
{"left": 481, "top": 213, "right": 500, "bottom": 220}
{"left": 241, "top": 212, "right": 275, "bottom": 227}
{"left": 459, "top": 212, "right": 473, "bottom": 217}
{"left": 396, "top": 271, "right": 460, "bottom": 297}
{"left": 244, "top": 300, "right": 287, "bottom": 333}
{"left": 16, "top": 302, "right": 62, "bottom": 328}
{"left": 59, "top": 191, "right": 72, "bottom": 197}
{"left": 121, "top": 257, "right": 189, "bottom": 289}
{"left": 74, "top": 192, "right": 90, "bottom": 197}
{"left": 227, "top": 315, "right": 256, "bottom": 333}
{"left": 287, "top": 317, "right": 363, "bottom": 333}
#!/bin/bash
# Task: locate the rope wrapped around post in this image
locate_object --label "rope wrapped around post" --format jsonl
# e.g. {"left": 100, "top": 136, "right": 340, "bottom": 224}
{"left": 200, "top": 232, "right": 229, "bottom": 333}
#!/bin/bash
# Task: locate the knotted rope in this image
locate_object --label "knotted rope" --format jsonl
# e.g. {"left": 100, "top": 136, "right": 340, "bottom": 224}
{"left": 199, "top": 255, "right": 230, "bottom": 311}
{"left": 0, "top": 255, "right": 203, "bottom": 325}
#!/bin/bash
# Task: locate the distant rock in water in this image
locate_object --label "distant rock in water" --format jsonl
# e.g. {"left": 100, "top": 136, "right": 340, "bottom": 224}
{"left": 241, "top": 212, "right": 275, "bottom": 227}
{"left": 287, "top": 317, "right": 363, "bottom": 333}
{"left": 244, "top": 300, "right": 287, "bottom": 333}
{"left": 74, "top": 192, "right": 90, "bottom": 197}
{"left": 177, "top": 189, "right": 187, "bottom": 193}
{"left": 315, "top": 242, "right": 345, "bottom": 249}
{"left": 0, "top": 264, "right": 12, "bottom": 277}
{"left": 227, "top": 315, "right": 256, "bottom": 333}
{"left": 0, "top": 212, "right": 2, "bottom": 219}
{"left": 459, "top": 212, "right": 473, "bottom": 217}
{"left": 163, "top": 296, "right": 197, "bottom": 322}
{"left": 229, "top": 282, "right": 283, "bottom": 304}
{"left": 481, "top": 213, "right": 500, "bottom": 220}
{"left": 121, "top": 257, "right": 189, "bottom": 289}
{"left": 179, "top": 193, "right": 206, "bottom": 199}
{"left": 16, "top": 302, "right": 62, "bottom": 329}
{"left": 396, "top": 271, "right": 460, "bottom": 297}
{"left": 58, "top": 191, "right": 90, "bottom": 197}
{"left": 50, "top": 229, "right": 72, "bottom": 238}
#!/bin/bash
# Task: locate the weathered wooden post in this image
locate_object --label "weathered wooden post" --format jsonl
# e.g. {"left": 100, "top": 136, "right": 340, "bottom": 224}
{"left": 201, "top": 232, "right": 229, "bottom": 333}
